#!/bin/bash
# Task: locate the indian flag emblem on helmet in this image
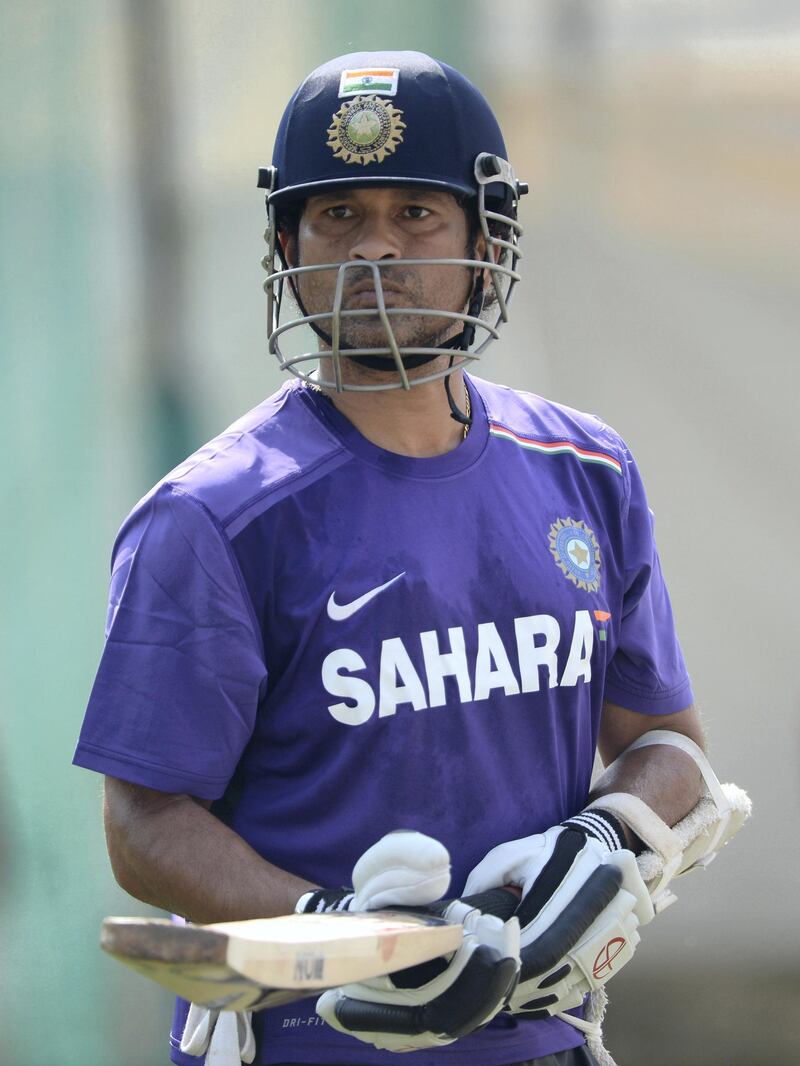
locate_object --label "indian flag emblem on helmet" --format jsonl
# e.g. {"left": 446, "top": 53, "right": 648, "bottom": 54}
{"left": 327, "top": 95, "right": 406, "bottom": 167}
{"left": 338, "top": 67, "right": 400, "bottom": 97}
{"left": 548, "top": 517, "right": 601, "bottom": 593}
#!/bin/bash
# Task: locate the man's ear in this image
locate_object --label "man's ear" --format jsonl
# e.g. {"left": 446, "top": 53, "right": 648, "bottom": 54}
{"left": 279, "top": 230, "right": 297, "bottom": 269}
{"left": 475, "top": 233, "right": 501, "bottom": 293}
{"left": 478, "top": 231, "right": 503, "bottom": 264}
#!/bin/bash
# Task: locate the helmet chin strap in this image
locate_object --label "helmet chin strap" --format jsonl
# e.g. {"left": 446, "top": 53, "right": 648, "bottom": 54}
{"left": 442, "top": 269, "right": 484, "bottom": 428}
{"left": 443, "top": 358, "right": 471, "bottom": 428}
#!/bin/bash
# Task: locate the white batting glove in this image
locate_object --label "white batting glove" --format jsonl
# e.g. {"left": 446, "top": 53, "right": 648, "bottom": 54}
{"left": 180, "top": 1002, "right": 255, "bottom": 1064}
{"left": 296, "top": 829, "right": 453, "bottom": 915}
{"left": 316, "top": 897, "right": 520, "bottom": 1052}
{"left": 464, "top": 815, "right": 653, "bottom": 1021}
{"left": 306, "top": 830, "right": 520, "bottom": 1052}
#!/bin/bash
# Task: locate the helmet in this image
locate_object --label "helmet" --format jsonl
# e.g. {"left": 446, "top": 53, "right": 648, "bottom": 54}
{"left": 258, "top": 50, "right": 528, "bottom": 394}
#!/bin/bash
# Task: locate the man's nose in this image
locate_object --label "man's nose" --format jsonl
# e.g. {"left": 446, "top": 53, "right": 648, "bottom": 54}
{"left": 347, "top": 216, "right": 402, "bottom": 261}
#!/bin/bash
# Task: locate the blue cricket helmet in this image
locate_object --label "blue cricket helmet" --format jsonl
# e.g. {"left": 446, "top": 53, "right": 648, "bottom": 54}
{"left": 258, "top": 51, "right": 527, "bottom": 395}
{"left": 260, "top": 50, "right": 525, "bottom": 211}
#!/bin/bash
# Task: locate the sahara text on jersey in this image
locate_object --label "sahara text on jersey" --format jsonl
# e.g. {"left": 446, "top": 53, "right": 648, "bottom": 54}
{"left": 322, "top": 609, "right": 598, "bottom": 725}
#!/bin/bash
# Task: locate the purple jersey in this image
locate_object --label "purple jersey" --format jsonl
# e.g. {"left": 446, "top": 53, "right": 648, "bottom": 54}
{"left": 75, "top": 374, "right": 692, "bottom": 1065}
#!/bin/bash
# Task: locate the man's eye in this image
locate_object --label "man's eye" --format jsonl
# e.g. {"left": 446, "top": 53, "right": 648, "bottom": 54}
{"left": 404, "top": 206, "right": 432, "bottom": 219}
{"left": 326, "top": 205, "right": 354, "bottom": 219}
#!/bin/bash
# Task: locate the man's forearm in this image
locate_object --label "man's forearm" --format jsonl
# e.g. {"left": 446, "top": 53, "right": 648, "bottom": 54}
{"left": 588, "top": 744, "right": 703, "bottom": 851}
{"left": 104, "top": 778, "right": 315, "bottom": 924}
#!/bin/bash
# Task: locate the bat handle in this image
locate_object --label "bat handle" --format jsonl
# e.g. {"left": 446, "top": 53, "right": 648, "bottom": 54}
{"left": 418, "top": 886, "right": 520, "bottom": 923}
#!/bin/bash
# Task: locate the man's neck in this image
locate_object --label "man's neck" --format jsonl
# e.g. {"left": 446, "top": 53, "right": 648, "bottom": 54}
{"left": 324, "top": 370, "right": 469, "bottom": 458}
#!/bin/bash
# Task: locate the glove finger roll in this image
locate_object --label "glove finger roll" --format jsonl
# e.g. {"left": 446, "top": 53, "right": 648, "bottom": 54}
{"left": 514, "top": 830, "right": 588, "bottom": 928}
{"left": 333, "top": 943, "right": 518, "bottom": 1039}
{"left": 519, "top": 863, "right": 622, "bottom": 981}
{"left": 352, "top": 830, "right": 451, "bottom": 910}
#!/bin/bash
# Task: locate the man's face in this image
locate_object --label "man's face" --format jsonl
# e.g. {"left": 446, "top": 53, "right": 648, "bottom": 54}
{"left": 282, "top": 187, "right": 481, "bottom": 366}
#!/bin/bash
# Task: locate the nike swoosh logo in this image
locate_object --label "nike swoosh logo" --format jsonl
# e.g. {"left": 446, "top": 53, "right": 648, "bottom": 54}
{"left": 327, "top": 572, "right": 406, "bottom": 622}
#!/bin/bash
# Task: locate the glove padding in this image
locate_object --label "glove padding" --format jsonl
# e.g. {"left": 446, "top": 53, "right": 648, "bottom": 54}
{"left": 464, "top": 825, "right": 653, "bottom": 1019}
{"left": 297, "top": 829, "right": 452, "bottom": 914}
{"left": 316, "top": 895, "right": 520, "bottom": 1052}
{"left": 180, "top": 1002, "right": 255, "bottom": 1064}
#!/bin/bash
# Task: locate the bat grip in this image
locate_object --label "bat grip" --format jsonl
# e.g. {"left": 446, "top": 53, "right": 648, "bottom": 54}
{"left": 433, "top": 886, "right": 520, "bottom": 923}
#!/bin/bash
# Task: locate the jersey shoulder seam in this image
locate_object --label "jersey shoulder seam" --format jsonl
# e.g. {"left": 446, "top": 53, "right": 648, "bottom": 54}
{"left": 474, "top": 379, "right": 626, "bottom": 460}
{"left": 168, "top": 386, "right": 296, "bottom": 486}
{"left": 219, "top": 447, "right": 351, "bottom": 534}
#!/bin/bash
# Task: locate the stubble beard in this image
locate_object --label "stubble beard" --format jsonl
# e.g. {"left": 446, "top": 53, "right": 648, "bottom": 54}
{"left": 297, "top": 263, "right": 474, "bottom": 356}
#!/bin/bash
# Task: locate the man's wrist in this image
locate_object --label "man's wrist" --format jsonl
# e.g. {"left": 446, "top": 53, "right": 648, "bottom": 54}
{"left": 562, "top": 807, "right": 636, "bottom": 852}
{"left": 295, "top": 887, "right": 354, "bottom": 913}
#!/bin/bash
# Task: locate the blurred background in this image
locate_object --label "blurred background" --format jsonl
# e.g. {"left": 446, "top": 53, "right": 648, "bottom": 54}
{"left": 1, "top": 1, "right": 798, "bottom": 1063}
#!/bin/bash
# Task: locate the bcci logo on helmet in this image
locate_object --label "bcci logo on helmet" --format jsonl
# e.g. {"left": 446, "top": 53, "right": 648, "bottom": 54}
{"left": 327, "top": 95, "right": 406, "bottom": 167}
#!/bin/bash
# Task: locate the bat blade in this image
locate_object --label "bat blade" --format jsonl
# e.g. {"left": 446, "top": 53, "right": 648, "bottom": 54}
{"left": 101, "top": 911, "right": 462, "bottom": 1012}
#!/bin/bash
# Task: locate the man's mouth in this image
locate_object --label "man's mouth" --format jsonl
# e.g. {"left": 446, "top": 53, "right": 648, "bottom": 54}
{"left": 344, "top": 283, "right": 409, "bottom": 309}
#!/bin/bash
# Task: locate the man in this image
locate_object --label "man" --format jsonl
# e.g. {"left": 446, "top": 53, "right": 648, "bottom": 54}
{"left": 75, "top": 51, "right": 739, "bottom": 1066}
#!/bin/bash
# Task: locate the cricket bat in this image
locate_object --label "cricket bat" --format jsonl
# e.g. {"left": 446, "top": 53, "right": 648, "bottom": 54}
{"left": 101, "top": 910, "right": 463, "bottom": 1012}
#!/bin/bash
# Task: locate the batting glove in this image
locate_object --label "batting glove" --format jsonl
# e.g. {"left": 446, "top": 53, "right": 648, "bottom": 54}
{"left": 180, "top": 1003, "right": 255, "bottom": 1064}
{"left": 316, "top": 894, "right": 520, "bottom": 1052}
{"left": 301, "top": 831, "right": 520, "bottom": 1052}
{"left": 296, "top": 829, "right": 453, "bottom": 915}
{"left": 463, "top": 812, "right": 654, "bottom": 1021}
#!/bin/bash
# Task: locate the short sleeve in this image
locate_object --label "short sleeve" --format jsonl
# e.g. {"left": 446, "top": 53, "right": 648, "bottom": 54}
{"left": 73, "top": 484, "right": 267, "bottom": 798}
{"left": 604, "top": 447, "right": 694, "bottom": 715}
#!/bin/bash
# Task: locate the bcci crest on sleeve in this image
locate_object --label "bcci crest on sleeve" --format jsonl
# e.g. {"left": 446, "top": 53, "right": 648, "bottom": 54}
{"left": 549, "top": 518, "right": 601, "bottom": 593}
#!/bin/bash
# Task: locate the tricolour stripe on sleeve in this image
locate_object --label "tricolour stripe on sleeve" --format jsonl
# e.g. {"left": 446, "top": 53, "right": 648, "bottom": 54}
{"left": 489, "top": 423, "right": 623, "bottom": 476}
